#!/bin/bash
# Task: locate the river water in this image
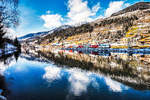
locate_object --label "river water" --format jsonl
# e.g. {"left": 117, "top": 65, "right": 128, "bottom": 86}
{"left": 0, "top": 51, "right": 150, "bottom": 100}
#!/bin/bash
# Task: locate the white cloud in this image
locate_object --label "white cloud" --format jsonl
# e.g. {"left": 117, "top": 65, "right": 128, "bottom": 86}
{"left": 41, "top": 14, "right": 63, "bottom": 29}
{"left": 92, "top": 3, "right": 101, "bottom": 15}
{"left": 67, "top": 0, "right": 100, "bottom": 25}
{"left": 41, "top": 0, "right": 101, "bottom": 28}
{"left": 46, "top": 10, "right": 51, "bottom": 14}
{"left": 125, "top": 3, "right": 130, "bottom": 7}
{"left": 105, "top": 1, "right": 124, "bottom": 17}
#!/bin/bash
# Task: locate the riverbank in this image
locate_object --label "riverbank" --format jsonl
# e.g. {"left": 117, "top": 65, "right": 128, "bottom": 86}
{"left": 22, "top": 44, "right": 150, "bottom": 90}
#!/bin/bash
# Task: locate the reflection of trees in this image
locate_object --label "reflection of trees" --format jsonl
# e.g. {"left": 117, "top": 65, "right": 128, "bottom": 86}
{"left": 0, "top": 50, "right": 20, "bottom": 65}
{"left": 0, "top": 75, "right": 9, "bottom": 100}
{"left": 36, "top": 51, "right": 150, "bottom": 90}
{"left": 0, "top": 51, "right": 20, "bottom": 99}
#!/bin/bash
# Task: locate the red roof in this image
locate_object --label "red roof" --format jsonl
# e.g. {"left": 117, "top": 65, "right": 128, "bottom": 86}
{"left": 89, "top": 45, "right": 99, "bottom": 48}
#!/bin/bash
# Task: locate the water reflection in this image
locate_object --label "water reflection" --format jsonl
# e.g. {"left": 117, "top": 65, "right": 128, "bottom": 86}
{"left": 3, "top": 57, "right": 150, "bottom": 100}
{"left": 0, "top": 50, "right": 150, "bottom": 100}
{"left": 43, "top": 65, "right": 129, "bottom": 95}
{"left": 0, "top": 51, "right": 20, "bottom": 100}
{"left": 36, "top": 50, "right": 150, "bottom": 90}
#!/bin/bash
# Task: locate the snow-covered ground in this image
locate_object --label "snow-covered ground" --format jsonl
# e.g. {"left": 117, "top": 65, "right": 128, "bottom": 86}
{"left": 3, "top": 28, "right": 16, "bottom": 40}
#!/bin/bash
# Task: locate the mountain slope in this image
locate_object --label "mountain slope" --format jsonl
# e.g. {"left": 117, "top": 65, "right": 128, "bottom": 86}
{"left": 19, "top": 25, "right": 72, "bottom": 41}
{"left": 112, "top": 2, "right": 150, "bottom": 16}
{"left": 19, "top": 31, "right": 50, "bottom": 40}
{"left": 22, "top": 2, "right": 150, "bottom": 50}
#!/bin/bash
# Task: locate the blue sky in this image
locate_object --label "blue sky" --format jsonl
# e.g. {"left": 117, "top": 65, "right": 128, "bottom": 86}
{"left": 15, "top": 0, "right": 150, "bottom": 36}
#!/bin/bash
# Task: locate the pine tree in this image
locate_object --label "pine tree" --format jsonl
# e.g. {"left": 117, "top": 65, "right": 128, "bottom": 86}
{"left": 14, "top": 37, "right": 21, "bottom": 48}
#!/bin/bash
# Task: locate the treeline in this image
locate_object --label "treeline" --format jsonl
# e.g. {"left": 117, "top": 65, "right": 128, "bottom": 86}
{"left": 0, "top": 37, "right": 20, "bottom": 47}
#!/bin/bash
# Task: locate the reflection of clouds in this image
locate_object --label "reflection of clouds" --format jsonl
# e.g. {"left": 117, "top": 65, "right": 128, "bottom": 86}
{"left": 43, "top": 66, "right": 61, "bottom": 82}
{"left": 0, "top": 56, "right": 16, "bottom": 75}
{"left": 43, "top": 66, "right": 98, "bottom": 96}
{"left": 91, "top": 77, "right": 100, "bottom": 89}
{"left": 0, "top": 89, "right": 6, "bottom": 100}
{"left": 68, "top": 69, "right": 90, "bottom": 96}
{"left": 0, "top": 95, "right": 6, "bottom": 100}
{"left": 105, "top": 77, "right": 122, "bottom": 92}
{"left": 0, "top": 62, "right": 7, "bottom": 74}
{"left": 105, "top": 77, "right": 128, "bottom": 92}
{"left": 43, "top": 66, "right": 129, "bottom": 96}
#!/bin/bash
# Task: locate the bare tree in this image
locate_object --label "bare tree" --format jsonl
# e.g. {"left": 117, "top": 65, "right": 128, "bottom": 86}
{"left": 0, "top": 0, "right": 19, "bottom": 27}
{"left": 0, "top": 0, "right": 19, "bottom": 48}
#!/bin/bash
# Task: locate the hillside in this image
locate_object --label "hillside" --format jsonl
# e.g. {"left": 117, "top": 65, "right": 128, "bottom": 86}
{"left": 19, "top": 25, "right": 72, "bottom": 40}
{"left": 18, "top": 31, "right": 50, "bottom": 40}
{"left": 22, "top": 2, "right": 150, "bottom": 50}
{"left": 111, "top": 2, "right": 150, "bottom": 16}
